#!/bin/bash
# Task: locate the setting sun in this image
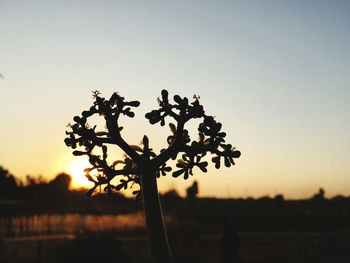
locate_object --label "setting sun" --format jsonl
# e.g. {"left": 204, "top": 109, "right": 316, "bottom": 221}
{"left": 67, "top": 158, "right": 95, "bottom": 189}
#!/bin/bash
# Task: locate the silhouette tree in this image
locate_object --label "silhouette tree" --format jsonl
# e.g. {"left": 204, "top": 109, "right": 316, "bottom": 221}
{"left": 64, "top": 90, "right": 241, "bottom": 263}
{"left": 0, "top": 166, "right": 17, "bottom": 198}
{"left": 186, "top": 180, "right": 199, "bottom": 201}
{"left": 49, "top": 172, "right": 71, "bottom": 193}
{"left": 312, "top": 187, "right": 325, "bottom": 200}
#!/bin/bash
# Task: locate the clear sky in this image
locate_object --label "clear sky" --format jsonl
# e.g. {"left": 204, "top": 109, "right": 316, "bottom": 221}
{"left": 1, "top": 0, "right": 349, "bottom": 199}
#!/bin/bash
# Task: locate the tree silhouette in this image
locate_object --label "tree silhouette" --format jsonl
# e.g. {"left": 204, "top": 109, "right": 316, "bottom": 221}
{"left": 49, "top": 172, "right": 71, "bottom": 193}
{"left": 186, "top": 180, "right": 199, "bottom": 201}
{"left": 65, "top": 90, "right": 241, "bottom": 263}
{"left": 0, "top": 166, "right": 17, "bottom": 198}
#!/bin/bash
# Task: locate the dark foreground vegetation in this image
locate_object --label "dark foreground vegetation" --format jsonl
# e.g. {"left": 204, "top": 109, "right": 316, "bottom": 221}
{"left": 1, "top": 166, "right": 350, "bottom": 262}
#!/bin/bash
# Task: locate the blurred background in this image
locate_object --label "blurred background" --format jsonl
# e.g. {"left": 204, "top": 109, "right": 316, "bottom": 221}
{"left": 1, "top": 169, "right": 350, "bottom": 262}
{"left": 1, "top": 0, "right": 349, "bottom": 262}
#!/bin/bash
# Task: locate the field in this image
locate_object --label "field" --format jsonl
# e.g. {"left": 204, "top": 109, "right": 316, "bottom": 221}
{"left": 1, "top": 203, "right": 350, "bottom": 263}
{"left": 2, "top": 228, "right": 350, "bottom": 263}
{"left": 1, "top": 185, "right": 350, "bottom": 263}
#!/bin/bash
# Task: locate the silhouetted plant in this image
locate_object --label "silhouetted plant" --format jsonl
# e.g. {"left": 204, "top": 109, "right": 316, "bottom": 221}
{"left": 65, "top": 90, "right": 241, "bottom": 263}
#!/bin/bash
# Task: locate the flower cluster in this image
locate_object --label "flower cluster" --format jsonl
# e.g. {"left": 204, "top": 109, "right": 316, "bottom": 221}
{"left": 65, "top": 90, "right": 240, "bottom": 197}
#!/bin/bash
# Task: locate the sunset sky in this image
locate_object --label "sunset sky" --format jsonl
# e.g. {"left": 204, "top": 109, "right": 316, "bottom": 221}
{"left": 1, "top": 0, "right": 349, "bottom": 199}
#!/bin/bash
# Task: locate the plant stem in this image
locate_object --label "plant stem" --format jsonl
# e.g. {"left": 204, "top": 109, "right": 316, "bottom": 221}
{"left": 140, "top": 168, "right": 173, "bottom": 263}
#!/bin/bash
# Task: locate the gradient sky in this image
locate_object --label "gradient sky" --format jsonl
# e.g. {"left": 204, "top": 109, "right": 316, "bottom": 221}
{"left": 1, "top": 0, "right": 349, "bottom": 199}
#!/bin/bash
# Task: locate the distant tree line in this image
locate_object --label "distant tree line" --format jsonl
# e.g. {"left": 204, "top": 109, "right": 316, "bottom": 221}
{"left": 1, "top": 165, "right": 350, "bottom": 226}
{"left": 0, "top": 166, "right": 136, "bottom": 214}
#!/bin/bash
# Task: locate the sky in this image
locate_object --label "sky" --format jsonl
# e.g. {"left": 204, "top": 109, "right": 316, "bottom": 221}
{"left": 1, "top": 0, "right": 349, "bottom": 199}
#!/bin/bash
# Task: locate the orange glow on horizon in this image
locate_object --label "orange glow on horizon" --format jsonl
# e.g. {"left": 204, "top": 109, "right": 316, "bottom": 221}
{"left": 67, "top": 158, "right": 96, "bottom": 189}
